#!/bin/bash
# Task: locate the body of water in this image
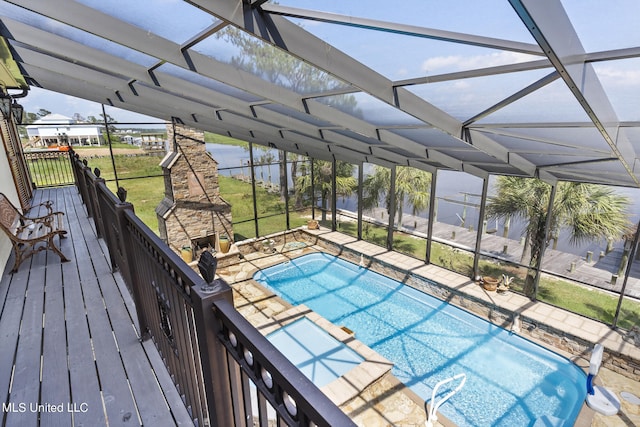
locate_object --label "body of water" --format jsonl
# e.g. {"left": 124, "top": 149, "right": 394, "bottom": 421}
{"left": 206, "top": 142, "right": 638, "bottom": 257}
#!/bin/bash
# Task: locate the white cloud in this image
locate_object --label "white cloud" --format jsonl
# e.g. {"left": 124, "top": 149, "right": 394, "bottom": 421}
{"left": 595, "top": 66, "right": 640, "bottom": 87}
{"left": 395, "top": 68, "right": 409, "bottom": 77}
{"left": 451, "top": 81, "right": 471, "bottom": 90}
{"left": 421, "top": 51, "right": 537, "bottom": 74}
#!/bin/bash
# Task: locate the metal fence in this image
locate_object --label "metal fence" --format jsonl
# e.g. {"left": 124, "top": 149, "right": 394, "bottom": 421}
{"left": 24, "top": 149, "right": 75, "bottom": 188}
{"left": 69, "top": 149, "right": 354, "bottom": 427}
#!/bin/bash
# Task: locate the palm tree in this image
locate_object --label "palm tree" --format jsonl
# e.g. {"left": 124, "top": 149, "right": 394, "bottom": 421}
{"left": 295, "top": 160, "right": 357, "bottom": 222}
{"left": 288, "top": 153, "right": 307, "bottom": 209}
{"left": 486, "top": 177, "right": 631, "bottom": 298}
{"left": 362, "top": 166, "right": 431, "bottom": 228}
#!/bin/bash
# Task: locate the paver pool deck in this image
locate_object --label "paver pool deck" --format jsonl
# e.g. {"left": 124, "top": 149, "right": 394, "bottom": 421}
{"left": 215, "top": 228, "right": 640, "bottom": 427}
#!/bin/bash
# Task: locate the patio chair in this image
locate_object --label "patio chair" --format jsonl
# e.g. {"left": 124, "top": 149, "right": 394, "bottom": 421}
{"left": 0, "top": 193, "right": 69, "bottom": 272}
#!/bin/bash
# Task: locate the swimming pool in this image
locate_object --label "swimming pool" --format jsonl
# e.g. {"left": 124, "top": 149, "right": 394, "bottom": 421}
{"left": 254, "top": 253, "right": 587, "bottom": 427}
{"left": 266, "top": 317, "right": 364, "bottom": 388}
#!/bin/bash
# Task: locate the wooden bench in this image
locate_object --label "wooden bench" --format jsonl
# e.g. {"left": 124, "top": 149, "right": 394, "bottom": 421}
{"left": 0, "top": 193, "right": 69, "bottom": 272}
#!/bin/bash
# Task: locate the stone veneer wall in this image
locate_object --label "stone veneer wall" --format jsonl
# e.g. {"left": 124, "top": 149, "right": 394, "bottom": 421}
{"left": 159, "top": 124, "right": 233, "bottom": 251}
{"left": 224, "top": 228, "right": 640, "bottom": 382}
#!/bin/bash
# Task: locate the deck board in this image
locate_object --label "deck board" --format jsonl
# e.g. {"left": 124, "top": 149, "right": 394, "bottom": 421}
{"left": 0, "top": 186, "right": 194, "bottom": 427}
{"left": 0, "top": 263, "right": 30, "bottom": 425}
{"left": 40, "top": 250, "right": 72, "bottom": 427}
{"left": 72, "top": 202, "right": 140, "bottom": 425}
{"left": 6, "top": 245, "right": 47, "bottom": 427}
{"left": 38, "top": 187, "right": 71, "bottom": 427}
{"left": 61, "top": 187, "right": 108, "bottom": 426}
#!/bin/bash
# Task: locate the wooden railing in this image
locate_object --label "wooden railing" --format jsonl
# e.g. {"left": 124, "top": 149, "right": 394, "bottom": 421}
{"left": 69, "top": 150, "right": 355, "bottom": 427}
{"left": 24, "top": 149, "right": 75, "bottom": 188}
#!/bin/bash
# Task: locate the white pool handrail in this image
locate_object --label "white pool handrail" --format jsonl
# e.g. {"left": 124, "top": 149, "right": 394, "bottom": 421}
{"left": 586, "top": 343, "right": 620, "bottom": 416}
{"left": 425, "top": 373, "right": 467, "bottom": 427}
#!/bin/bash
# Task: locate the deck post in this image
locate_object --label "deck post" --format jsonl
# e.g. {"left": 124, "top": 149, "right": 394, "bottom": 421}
{"left": 191, "top": 279, "right": 236, "bottom": 427}
{"left": 73, "top": 158, "right": 91, "bottom": 215}
{"left": 86, "top": 171, "right": 106, "bottom": 238}
{"left": 114, "top": 201, "right": 151, "bottom": 340}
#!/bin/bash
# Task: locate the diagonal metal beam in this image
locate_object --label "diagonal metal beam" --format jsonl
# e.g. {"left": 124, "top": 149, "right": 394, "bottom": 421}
{"left": 538, "top": 157, "right": 619, "bottom": 169}
{"left": 463, "top": 71, "right": 560, "bottom": 125}
{"left": 261, "top": 4, "right": 544, "bottom": 56}
{"left": 197, "top": 0, "right": 465, "bottom": 135}
{"left": 181, "top": 20, "right": 229, "bottom": 51}
{"left": 472, "top": 128, "right": 612, "bottom": 154}
{"left": 8, "top": 0, "right": 509, "bottom": 176}
{"left": 394, "top": 58, "right": 553, "bottom": 87}
{"left": 201, "top": 0, "right": 541, "bottom": 176}
{"left": 509, "top": 0, "right": 639, "bottom": 186}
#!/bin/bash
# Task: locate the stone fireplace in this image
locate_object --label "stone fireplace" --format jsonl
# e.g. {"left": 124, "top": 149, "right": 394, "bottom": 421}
{"left": 156, "top": 124, "right": 233, "bottom": 256}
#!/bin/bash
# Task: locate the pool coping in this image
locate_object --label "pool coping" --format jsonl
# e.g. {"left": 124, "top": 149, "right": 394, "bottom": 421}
{"left": 262, "top": 305, "right": 394, "bottom": 407}
{"left": 219, "top": 249, "right": 438, "bottom": 425}
{"left": 302, "top": 229, "right": 639, "bottom": 376}
{"left": 215, "top": 227, "right": 640, "bottom": 426}
{"left": 239, "top": 247, "right": 591, "bottom": 426}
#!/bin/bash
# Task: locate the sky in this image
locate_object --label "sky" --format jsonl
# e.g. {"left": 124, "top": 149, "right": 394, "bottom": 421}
{"left": 21, "top": 87, "right": 163, "bottom": 125}
{"left": 15, "top": 0, "right": 640, "bottom": 124}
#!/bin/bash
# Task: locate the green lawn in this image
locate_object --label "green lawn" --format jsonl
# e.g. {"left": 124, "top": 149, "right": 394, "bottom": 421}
{"left": 219, "top": 175, "right": 309, "bottom": 240}
{"left": 204, "top": 132, "right": 248, "bottom": 147}
{"left": 84, "top": 153, "right": 164, "bottom": 180}
{"left": 83, "top": 154, "right": 310, "bottom": 240}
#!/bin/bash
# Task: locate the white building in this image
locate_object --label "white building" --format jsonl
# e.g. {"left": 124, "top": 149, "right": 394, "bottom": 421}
{"left": 26, "top": 113, "right": 104, "bottom": 147}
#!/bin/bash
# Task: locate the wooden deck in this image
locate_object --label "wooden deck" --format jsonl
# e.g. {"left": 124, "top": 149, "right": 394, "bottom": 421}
{"left": 0, "top": 187, "right": 193, "bottom": 427}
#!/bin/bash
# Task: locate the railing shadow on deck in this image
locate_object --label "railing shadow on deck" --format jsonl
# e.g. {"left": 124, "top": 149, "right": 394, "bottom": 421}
{"left": 69, "top": 150, "right": 355, "bottom": 427}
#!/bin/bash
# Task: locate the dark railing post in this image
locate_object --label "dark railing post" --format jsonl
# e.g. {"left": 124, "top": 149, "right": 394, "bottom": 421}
{"left": 69, "top": 149, "right": 79, "bottom": 186}
{"left": 191, "top": 278, "right": 236, "bottom": 427}
{"left": 114, "top": 201, "right": 149, "bottom": 339}
{"left": 83, "top": 168, "right": 99, "bottom": 220}
{"left": 87, "top": 169, "right": 106, "bottom": 238}
{"left": 75, "top": 158, "right": 91, "bottom": 211}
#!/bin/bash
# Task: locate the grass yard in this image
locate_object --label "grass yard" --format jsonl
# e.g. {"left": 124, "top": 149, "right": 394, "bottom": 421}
{"left": 218, "top": 175, "right": 309, "bottom": 240}
{"left": 204, "top": 132, "right": 248, "bottom": 147}
{"left": 83, "top": 153, "right": 310, "bottom": 240}
{"left": 84, "top": 153, "right": 165, "bottom": 180}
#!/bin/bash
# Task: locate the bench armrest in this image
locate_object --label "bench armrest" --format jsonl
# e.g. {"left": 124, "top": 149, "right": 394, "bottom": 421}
{"left": 26, "top": 200, "right": 54, "bottom": 216}
{"left": 28, "top": 210, "right": 65, "bottom": 222}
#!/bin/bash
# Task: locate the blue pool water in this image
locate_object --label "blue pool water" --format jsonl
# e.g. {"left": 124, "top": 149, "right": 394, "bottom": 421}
{"left": 254, "top": 253, "right": 587, "bottom": 427}
{"left": 266, "top": 317, "right": 364, "bottom": 387}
